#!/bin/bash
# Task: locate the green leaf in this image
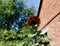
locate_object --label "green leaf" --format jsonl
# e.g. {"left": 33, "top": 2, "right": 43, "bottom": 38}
{"left": 18, "top": 42, "right": 25, "bottom": 46}
{"left": 21, "top": 26, "right": 32, "bottom": 33}
{"left": 43, "top": 37, "right": 50, "bottom": 42}
{"left": 28, "top": 33, "right": 37, "bottom": 38}
{"left": 40, "top": 35, "right": 50, "bottom": 42}
{"left": 32, "top": 43, "right": 39, "bottom": 46}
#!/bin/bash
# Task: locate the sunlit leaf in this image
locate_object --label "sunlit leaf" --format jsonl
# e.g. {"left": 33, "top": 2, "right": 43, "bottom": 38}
{"left": 28, "top": 33, "right": 37, "bottom": 38}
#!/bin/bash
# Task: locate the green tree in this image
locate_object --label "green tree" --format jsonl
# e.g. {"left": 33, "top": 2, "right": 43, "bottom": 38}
{"left": 0, "top": 0, "right": 35, "bottom": 30}
{"left": 0, "top": 0, "right": 50, "bottom": 46}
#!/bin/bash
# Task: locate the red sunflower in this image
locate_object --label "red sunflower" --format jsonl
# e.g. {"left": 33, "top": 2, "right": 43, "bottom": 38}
{"left": 27, "top": 16, "right": 40, "bottom": 26}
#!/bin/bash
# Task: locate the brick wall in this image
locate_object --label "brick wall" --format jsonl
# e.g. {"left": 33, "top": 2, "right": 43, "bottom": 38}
{"left": 38, "top": 0, "right": 60, "bottom": 46}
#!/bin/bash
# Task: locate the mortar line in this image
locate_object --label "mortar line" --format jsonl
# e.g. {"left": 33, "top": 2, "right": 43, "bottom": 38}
{"left": 39, "top": 12, "right": 60, "bottom": 31}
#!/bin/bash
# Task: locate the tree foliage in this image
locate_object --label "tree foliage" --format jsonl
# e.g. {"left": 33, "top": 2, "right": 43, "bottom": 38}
{"left": 0, "top": 0, "right": 50, "bottom": 46}
{"left": 0, "top": 25, "right": 50, "bottom": 46}
{"left": 0, "top": 0, "right": 35, "bottom": 30}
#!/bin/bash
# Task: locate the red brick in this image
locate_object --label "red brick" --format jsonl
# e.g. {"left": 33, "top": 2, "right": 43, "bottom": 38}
{"left": 38, "top": 0, "right": 60, "bottom": 46}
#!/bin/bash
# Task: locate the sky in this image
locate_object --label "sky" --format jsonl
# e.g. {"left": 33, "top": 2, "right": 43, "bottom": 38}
{"left": 26, "top": 0, "right": 40, "bottom": 16}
